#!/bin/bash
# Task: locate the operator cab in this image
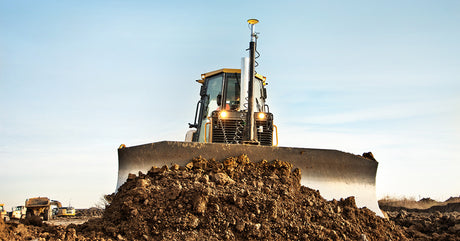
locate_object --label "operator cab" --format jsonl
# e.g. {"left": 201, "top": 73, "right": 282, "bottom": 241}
{"left": 188, "top": 68, "right": 273, "bottom": 145}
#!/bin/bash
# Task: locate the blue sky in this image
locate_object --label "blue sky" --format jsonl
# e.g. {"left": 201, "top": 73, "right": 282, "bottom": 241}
{"left": 1, "top": 1, "right": 459, "bottom": 209}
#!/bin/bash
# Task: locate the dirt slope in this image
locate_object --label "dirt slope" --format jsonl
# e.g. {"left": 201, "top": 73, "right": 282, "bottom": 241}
{"left": 2, "top": 155, "right": 408, "bottom": 240}
{"left": 78, "top": 155, "right": 406, "bottom": 240}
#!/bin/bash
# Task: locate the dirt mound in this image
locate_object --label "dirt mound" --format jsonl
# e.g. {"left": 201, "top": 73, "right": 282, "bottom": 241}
{"left": 427, "top": 202, "right": 460, "bottom": 213}
{"left": 386, "top": 210, "right": 460, "bottom": 240}
{"left": 0, "top": 218, "right": 47, "bottom": 241}
{"left": 446, "top": 196, "right": 460, "bottom": 203}
{"left": 75, "top": 155, "right": 406, "bottom": 240}
{"left": 2, "top": 155, "right": 410, "bottom": 240}
{"left": 76, "top": 207, "right": 104, "bottom": 217}
{"left": 381, "top": 198, "right": 460, "bottom": 240}
{"left": 21, "top": 215, "right": 44, "bottom": 227}
{"left": 419, "top": 197, "right": 436, "bottom": 203}
{"left": 380, "top": 199, "right": 460, "bottom": 213}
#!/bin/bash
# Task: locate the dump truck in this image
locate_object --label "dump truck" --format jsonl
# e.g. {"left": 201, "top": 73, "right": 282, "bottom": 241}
{"left": 117, "top": 19, "right": 383, "bottom": 216}
{"left": 25, "top": 197, "right": 62, "bottom": 221}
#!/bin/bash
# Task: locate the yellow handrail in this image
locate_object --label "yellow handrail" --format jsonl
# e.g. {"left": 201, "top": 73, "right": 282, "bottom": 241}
{"left": 273, "top": 125, "right": 279, "bottom": 147}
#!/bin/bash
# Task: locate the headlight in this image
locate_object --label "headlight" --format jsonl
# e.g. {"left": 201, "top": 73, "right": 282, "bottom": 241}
{"left": 257, "top": 112, "right": 266, "bottom": 120}
{"left": 219, "top": 111, "right": 228, "bottom": 118}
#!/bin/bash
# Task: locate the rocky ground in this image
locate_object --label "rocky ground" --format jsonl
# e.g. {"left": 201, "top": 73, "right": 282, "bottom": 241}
{"left": 380, "top": 198, "right": 460, "bottom": 240}
{"left": 75, "top": 208, "right": 104, "bottom": 218}
{"left": 0, "top": 155, "right": 458, "bottom": 240}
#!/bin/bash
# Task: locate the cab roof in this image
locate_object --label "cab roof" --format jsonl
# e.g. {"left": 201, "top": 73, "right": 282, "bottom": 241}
{"left": 197, "top": 68, "right": 267, "bottom": 85}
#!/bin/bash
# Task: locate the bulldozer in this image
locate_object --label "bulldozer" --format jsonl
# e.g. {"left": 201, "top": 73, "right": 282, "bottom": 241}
{"left": 117, "top": 19, "right": 383, "bottom": 216}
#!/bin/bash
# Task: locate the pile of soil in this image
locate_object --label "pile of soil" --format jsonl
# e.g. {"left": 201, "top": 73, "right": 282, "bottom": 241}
{"left": 380, "top": 198, "right": 460, "bottom": 240}
{"left": 385, "top": 210, "right": 460, "bottom": 240}
{"left": 76, "top": 207, "right": 104, "bottom": 217}
{"left": 0, "top": 218, "right": 85, "bottom": 241}
{"left": 379, "top": 195, "right": 460, "bottom": 212}
{"left": 382, "top": 202, "right": 460, "bottom": 213}
{"left": 379, "top": 195, "right": 460, "bottom": 240}
{"left": 2, "top": 155, "right": 410, "bottom": 240}
{"left": 0, "top": 218, "right": 49, "bottom": 241}
{"left": 77, "top": 155, "right": 406, "bottom": 240}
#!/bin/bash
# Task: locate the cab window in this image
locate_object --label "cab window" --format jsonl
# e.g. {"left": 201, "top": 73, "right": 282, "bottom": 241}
{"left": 198, "top": 74, "right": 223, "bottom": 142}
{"left": 224, "top": 73, "right": 241, "bottom": 110}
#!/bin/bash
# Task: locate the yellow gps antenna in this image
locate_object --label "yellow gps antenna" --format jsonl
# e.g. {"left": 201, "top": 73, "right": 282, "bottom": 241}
{"left": 247, "top": 19, "right": 259, "bottom": 25}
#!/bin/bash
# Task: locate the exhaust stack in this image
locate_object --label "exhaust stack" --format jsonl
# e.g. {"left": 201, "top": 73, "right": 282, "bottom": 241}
{"left": 240, "top": 57, "right": 249, "bottom": 111}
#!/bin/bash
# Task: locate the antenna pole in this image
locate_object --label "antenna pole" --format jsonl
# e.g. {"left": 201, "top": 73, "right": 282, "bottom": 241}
{"left": 245, "top": 19, "right": 259, "bottom": 144}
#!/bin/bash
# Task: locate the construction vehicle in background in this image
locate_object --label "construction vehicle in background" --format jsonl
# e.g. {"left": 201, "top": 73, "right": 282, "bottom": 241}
{"left": 9, "top": 206, "right": 26, "bottom": 219}
{"left": 0, "top": 204, "right": 8, "bottom": 221}
{"left": 25, "top": 197, "right": 62, "bottom": 221}
{"left": 56, "top": 207, "right": 76, "bottom": 217}
{"left": 117, "top": 19, "right": 383, "bottom": 216}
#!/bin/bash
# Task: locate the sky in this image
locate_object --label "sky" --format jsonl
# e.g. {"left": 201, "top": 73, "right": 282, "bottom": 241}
{"left": 1, "top": 1, "right": 459, "bottom": 209}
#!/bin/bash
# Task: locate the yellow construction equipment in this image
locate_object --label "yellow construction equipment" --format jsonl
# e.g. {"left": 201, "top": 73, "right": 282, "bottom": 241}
{"left": 117, "top": 19, "right": 383, "bottom": 216}
{"left": 10, "top": 206, "right": 26, "bottom": 219}
{"left": 56, "top": 207, "right": 76, "bottom": 217}
{"left": 0, "top": 203, "right": 8, "bottom": 221}
{"left": 25, "top": 197, "right": 62, "bottom": 221}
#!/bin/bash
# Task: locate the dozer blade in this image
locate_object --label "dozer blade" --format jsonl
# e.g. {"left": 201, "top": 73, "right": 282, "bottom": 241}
{"left": 117, "top": 141, "right": 383, "bottom": 216}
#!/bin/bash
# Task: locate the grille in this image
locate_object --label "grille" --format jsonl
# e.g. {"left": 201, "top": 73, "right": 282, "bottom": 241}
{"left": 212, "top": 117, "right": 245, "bottom": 144}
{"left": 256, "top": 118, "right": 273, "bottom": 146}
{"left": 211, "top": 111, "right": 273, "bottom": 146}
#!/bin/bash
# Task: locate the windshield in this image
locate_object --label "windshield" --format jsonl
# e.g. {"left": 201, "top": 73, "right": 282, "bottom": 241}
{"left": 205, "top": 74, "right": 223, "bottom": 114}
{"left": 224, "top": 73, "right": 241, "bottom": 110}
